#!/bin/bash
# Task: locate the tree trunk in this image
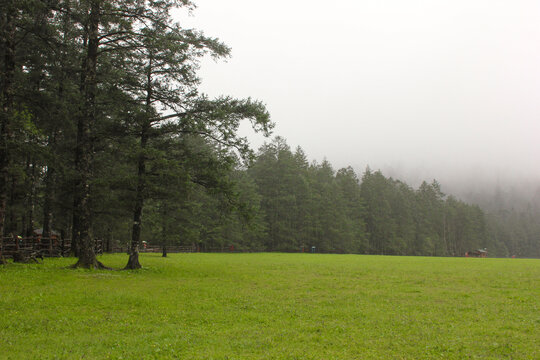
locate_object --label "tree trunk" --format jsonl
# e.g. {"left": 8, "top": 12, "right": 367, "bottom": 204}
{"left": 7, "top": 176, "right": 16, "bottom": 235}
{"left": 72, "top": 0, "right": 107, "bottom": 269}
{"left": 125, "top": 127, "right": 148, "bottom": 269}
{"left": 125, "top": 249, "right": 141, "bottom": 269}
{"left": 125, "top": 55, "right": 153, "bottom": 270}
{"left": 70, "top": 209, "right": 79, "bottom": 257}
{"left": 0, "top": 1, "right": 16, "bottom": 239}
{"left": 24, "top": 162, "right": 36, "bottom": 238}
{"left": 0, "top": 229, "right": 4, "bottom": 264}
{"left": 42, "top": 134, "right": 56, "bottom": 239}
{"left": 106, "top": 226, "right": 111, "bottom": 253}
{"left": 161, "top": 202, "right": 168, "bottom": 257}
{"left": 125, "top": 185, "right": 143, "bottom": 269}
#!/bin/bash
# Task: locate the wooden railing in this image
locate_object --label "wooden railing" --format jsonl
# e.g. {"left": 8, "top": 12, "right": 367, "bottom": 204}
{"left": 0, "top": 237, "right": 103, "bottom": 258}
{"left": 0, "top": 237, "right": 244, "bottom": 259}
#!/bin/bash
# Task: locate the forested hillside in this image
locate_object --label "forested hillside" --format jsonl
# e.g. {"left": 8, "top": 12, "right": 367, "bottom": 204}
{"left": 1, "top": 1, "right": 538, "bottom": 265}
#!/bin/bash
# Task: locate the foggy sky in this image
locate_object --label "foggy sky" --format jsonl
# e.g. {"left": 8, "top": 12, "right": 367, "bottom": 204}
{"left": 177, "top": 0, "right": 540, "bottom": 186}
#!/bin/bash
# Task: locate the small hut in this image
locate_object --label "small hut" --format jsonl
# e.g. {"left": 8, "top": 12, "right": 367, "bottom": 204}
{"left": 466, "top": 248, "right": 488, "bottom": 258}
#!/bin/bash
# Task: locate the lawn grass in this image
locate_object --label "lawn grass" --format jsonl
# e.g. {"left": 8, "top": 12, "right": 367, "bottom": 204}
{"left": 0, "top": 253, "right": 539, "bottom": 359}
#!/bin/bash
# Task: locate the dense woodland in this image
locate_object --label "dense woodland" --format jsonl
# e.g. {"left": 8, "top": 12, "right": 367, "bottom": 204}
{"left": 234, "top": 137, "right": 539, "bottom": 258}
{"left": 1, "top": 1, "right": 539, "bottom": 268}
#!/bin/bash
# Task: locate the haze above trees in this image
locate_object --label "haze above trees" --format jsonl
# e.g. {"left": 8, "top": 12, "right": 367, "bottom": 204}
{"left": 1, "top": 0, "right": 538, "bottom": 268}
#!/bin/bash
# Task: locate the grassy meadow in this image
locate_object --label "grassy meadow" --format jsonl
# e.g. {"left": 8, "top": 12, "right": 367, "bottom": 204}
{"left": 0, "top": 253, "right": 539, "bottom": 359}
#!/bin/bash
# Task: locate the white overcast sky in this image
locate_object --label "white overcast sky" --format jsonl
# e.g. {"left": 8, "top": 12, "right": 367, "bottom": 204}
{"left": 177, "top": 0, "right": 540, "bottom": 184}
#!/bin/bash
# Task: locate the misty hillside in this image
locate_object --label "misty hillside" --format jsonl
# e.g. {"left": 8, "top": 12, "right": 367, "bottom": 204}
{"left": 379, "top": 164, "right": 540, "bottom": 256}
{"left": 234, "top": 137, "right": 539, "bottom": 258}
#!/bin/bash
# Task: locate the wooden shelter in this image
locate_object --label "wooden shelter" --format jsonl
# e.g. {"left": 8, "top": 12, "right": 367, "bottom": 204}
{"left": 466, "top": 248, "right": 488, "bottom": 258}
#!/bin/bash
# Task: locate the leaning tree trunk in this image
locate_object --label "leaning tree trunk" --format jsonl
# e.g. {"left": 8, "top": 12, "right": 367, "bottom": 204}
{"left": 72, "top": 0, "right": 107, "bottom": 269}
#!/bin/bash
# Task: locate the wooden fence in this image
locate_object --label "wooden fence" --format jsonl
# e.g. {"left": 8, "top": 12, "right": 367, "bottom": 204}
{"left": 0, "top": 237, "right": 243, "bottom": 259}
{"left": 0, "top": 236, "right": 103, "bottom": 258}
{"left": 112, "top": 245, "right": 199, "bottom": 254}
{"left": 109, "top": 245, "right": 241, "bottom": 254}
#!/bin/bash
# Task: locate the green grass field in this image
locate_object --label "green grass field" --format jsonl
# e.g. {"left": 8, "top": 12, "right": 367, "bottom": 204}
{"left": 1, "top": 253, "right": 539, "bottom": 359}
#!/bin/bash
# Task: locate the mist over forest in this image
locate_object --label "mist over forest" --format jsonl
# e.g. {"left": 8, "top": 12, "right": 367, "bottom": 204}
{"left": 186, "top": 0, "right": 540, "bottom": 253}
{"left": 241, "top": 137, "right": 540, "bottom": 258}
{"left": 1, "top": 0, "right": 538, "bottom": 269}
{"left": 2, "top": 2, "right": 539, "bottom": 359}
{"left": 379, "top": 166, "right": 540, "bottom": 210}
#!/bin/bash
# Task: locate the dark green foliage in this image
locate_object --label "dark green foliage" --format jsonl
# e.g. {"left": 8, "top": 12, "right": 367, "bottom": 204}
{"left": 1, "top": 1, "right": 538, "bottom": 264}
{"left": 0, "top": 0, "right": 272, "bottom": 267}
{"left": 245, "top": 137, "right": 538, "bottom": 257}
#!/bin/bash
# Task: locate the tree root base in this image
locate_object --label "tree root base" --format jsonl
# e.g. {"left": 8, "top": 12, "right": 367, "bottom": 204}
{"left": 13, "top": 251, "right": 43, "bottom": 264}
{"left": 123, "top": 253, "right": 142, "bottom": 270}
{"left": 123, "top": 264, "right": 142, "bottom": 270}
{"left": 71, "top": 260, "right": 112, "bottom": 270}
{"left": 123, "top": 261, "right": 142, "bottom": 270}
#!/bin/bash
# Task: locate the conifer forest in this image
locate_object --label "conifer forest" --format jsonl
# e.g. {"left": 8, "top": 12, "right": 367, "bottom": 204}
{"left": 1, "top": 0, "right": 539, "bottom": 270}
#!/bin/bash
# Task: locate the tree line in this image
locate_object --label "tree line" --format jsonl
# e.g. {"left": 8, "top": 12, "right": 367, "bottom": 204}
{"left": 214, "top": 137, "right": 538, "bottom": 258}
{"left": 244, "top": 137, "right": 485, "bottom": 256}
{"left": 108, "top": 134, "right": 540, "bottom": 259}
{"left": 0, "top": 0, "right": 272, "bottom": 268}
{"left": 2, "top": 1, "right": 538, "bottom": 268}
